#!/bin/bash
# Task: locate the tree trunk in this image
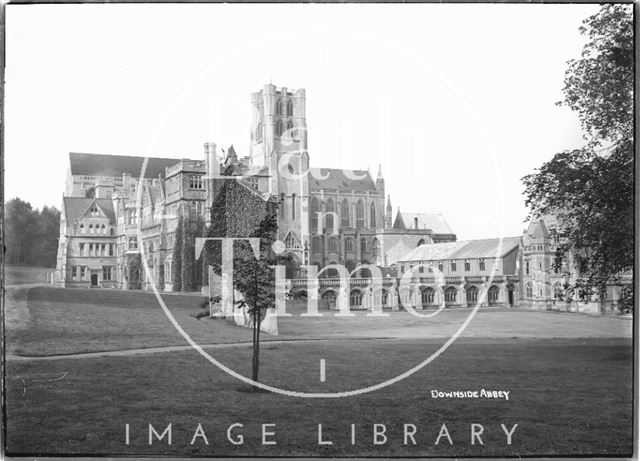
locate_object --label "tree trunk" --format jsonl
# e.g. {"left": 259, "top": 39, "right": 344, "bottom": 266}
{"left": 252, "top": 308, "right": 260, "bottom": 382}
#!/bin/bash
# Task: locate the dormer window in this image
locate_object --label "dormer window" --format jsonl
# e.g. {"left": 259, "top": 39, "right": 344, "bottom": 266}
{"left": 90, "top": 205, "right": 99, "bottom": 216}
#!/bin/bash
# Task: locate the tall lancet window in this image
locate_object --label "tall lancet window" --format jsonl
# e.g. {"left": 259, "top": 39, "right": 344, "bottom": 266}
{"left": 286, "top": 100, "right": 294, "bottom": 116}
{"left": 276, "top": 120, "right": 284, "bottom": 137}
{"left": 325, "top": 198, "right": 335, "bottom": 231}
{"left": 291, "top": 193, "right": 296, "bottom": 220}
{"left": 276, "top": 99, "right": 283, "bottom": 115}
{"left": 341, "top": 199, "right": 350, "bottom": 228}
{"left": 356, "top": 200, "right": 365, "bottom": 228}
{"left": 310, "top": 197, "right": 319, "bottom": 232}
{"left": 370, "top": 202, "right": 376, "bottom": 228}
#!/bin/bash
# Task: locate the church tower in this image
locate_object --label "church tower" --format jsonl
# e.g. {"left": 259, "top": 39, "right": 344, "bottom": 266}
{"left": 249, "top": 84, "right": 309, "bottom": 265}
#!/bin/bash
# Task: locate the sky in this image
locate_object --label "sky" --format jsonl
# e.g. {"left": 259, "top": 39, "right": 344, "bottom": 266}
{"left": 4, "top": 3, "right": 599, "bottom": 240}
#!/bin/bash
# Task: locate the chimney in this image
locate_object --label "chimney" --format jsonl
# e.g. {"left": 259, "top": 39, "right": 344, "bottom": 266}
{"left": 414, "top": 217, "right": 419, "bottom": 229}
{"left": 204, "top": 142, "right": 218, "bottom": 179}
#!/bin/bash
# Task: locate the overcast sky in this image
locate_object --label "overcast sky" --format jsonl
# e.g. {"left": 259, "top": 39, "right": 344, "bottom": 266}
{"left": 5, "top": 3, "right": 598, "bottom": 240}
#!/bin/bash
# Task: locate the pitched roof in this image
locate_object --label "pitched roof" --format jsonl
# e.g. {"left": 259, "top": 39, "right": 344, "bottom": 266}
{"left": 529, "top": 219, "right": 550, "bottom": 239}
{"left": 394, "top": 212, "right": 455, "bottom": 235}
{"left": 400, "top": 237, "right": 521, "bottom": 262}
{"left": 63, "top": 197, "right": 115, "bottom": 223}
{"left": 308, "top": 168, "right": 377, "bottom": 192}
{"left": 69, "top": 152, "right": 184, "bottom": 179}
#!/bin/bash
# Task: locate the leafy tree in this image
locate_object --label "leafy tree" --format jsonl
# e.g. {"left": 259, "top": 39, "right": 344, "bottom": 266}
{"left": 232, "top": 212, "right": 279, "bottom": 383}
{"left": 559, "top": 4, "right": 632, "bottom": 145}
{"left": 4, "top": 198, "right": 60, "bottom": 267}
{"left": 181, "top": 216, "right": 195, "bottom": 292}
{"left": 523, "top": 5, "right": 633, "bottom": 308}
{"left": 33, "top": 206, "right": 61, "bottom": 267}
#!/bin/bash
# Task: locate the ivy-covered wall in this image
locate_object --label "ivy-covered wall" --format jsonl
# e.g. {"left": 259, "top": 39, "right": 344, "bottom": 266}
{"left": 204, "top": 179, "right": 277, "bottom": 272}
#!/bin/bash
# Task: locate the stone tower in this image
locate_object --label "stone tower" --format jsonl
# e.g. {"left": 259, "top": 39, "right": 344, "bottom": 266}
{"left": 249, "top": 84, "right": 310, "bottom": 263}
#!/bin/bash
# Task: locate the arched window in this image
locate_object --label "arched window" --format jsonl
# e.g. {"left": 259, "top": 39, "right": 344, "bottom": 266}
{"left": 325, "top": 198, "right": 335, "bottom": 231}
{"left": 310, "top": 197, "right": 319, "bottom": 232}
{"left": 444, "top": 287, "right": 457, "bottom": 304}
{"left": 422, "top": 287, "right": 435, "bottom": 306}
{"left": 356, "top": 200, "right": 365, "bottom": 228}
{"left": 110, "top": 227, "right": 114, "bottom": 236}
{"left": 417, "top": 239, "right": 425, "bottom": 247}
{"left": 350, "top": 290, "right": 362, "bottom": 307}
{"left": 322, "top": 290, "right": 337, "bottom": 303}
{"left": 255, "top": 121, "right": 263, "bottom": 142}
{"left": 370, "top": 202, "right": 376, "bottom": 228}
{"left": 291, "top": 193, "right": 296, "bottom": 220}
{"left": 341, "top": 199, "right": 350, "bottom": 228}
{"left": 553, "top": 283, "right": 563, "bottom": 300}
{"left": 101, "top": 224, "right": 106, "bottom": 234}
{"left": 381, "top": 289, "right": 389, "bottom": 306}
{"left": 345, "top": 238, "right": 354, "bottom": 253}
{"left": 360, "top": 238, "right": 367, "bottom": 253}
{"left": 286, "top": 100, "right": 294, "bottom": 116}
{"left": 89, "top": 224, "right": 94, "bottom": 234}
{"left": 276, "top": 99, "right": 283, "bottom": 115}
{"left": 466, "top": 285, "right": 478, "bottom": 303}
{"left": 80, "top": 223, "right": 85, "bottom": 233}
{"left": 328, "top": 238, "right": 338, "bottom": 253}
{"left": 286, "top": 120, "right": 294, "bottom": 137}
{"left": 525, "top": 283, "right": 533, "bottom": 299}
{"left": 276, "top": 120, "right": 284, "bottom": 136}
{"left": 372, "top": 238, "right": 380, "bottom": 258}
{"left": 489, "top": 285, "right": 500, "bottom": 304}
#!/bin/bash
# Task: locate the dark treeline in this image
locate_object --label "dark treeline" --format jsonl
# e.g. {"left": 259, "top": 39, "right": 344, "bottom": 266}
{"left": 4, "top": 198, "right": 61, "bottom": 267}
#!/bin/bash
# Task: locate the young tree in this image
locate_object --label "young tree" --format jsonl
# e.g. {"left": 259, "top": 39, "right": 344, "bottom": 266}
{"left": 232, "top": 212, "right": 279, "bottom": 383}
{"left": 522, "top": 5, "right": 633, "bottom": 305}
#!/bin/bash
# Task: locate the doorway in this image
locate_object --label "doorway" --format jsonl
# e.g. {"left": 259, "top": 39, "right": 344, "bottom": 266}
{"left": 91, "top": 272, "right": 99, "bottom": 287}
{"left": 508, "top": 286, "right": 514, "bottom": 307}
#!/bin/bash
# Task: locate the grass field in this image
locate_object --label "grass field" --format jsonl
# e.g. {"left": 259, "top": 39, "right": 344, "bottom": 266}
{"left": 4, "top": 286, "right": 634, "bottom": 457}
{"left": 4, "top": 265, "right": 54, "bottom": 285}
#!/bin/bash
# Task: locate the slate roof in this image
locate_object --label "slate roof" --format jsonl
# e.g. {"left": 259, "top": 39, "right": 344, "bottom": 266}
{"left": 529, "top": 219, "right": 550, "bottom": 239}
{"left": 394, "top": 212, "right": 455, "bottom": 235}
{"left": 69, "top": 153, "right": 184, "bottom": 179}
{"left": 63, "top": 197, "right": 116, "bottom": 223}
{"left": 308, "top": 168, "right": 377, "bottom": 192}
{"left": 400, "top": 237, "right": 521, "bottom": 262}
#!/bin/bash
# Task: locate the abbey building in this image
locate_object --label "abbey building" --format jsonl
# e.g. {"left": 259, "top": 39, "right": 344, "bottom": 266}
{"left": 54, "top": 83, "right": 455, "bottom": 290}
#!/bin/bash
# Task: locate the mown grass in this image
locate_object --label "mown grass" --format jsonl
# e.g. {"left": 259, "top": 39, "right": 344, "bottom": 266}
{"left": 5, "top": 338, "right": 633, "bottom": 457}
{"left": 4, "top": 265, "right": 53, "bottom": 285}
{"left": 6, "top": 287, "right": 632, "bottom": 357}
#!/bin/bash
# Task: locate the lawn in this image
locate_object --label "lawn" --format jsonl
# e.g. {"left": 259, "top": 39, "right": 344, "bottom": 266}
{"left": 4, "top": 265, "right": 54, "bottom": 285}
{"left": 5, "top": 287, "right": 632, "bottom": 356}
{"left": 5, "top": 339, "right": 633, "bottom": 457}
{"left": 3, "top": 286, "right": 634, "bottom": 457}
